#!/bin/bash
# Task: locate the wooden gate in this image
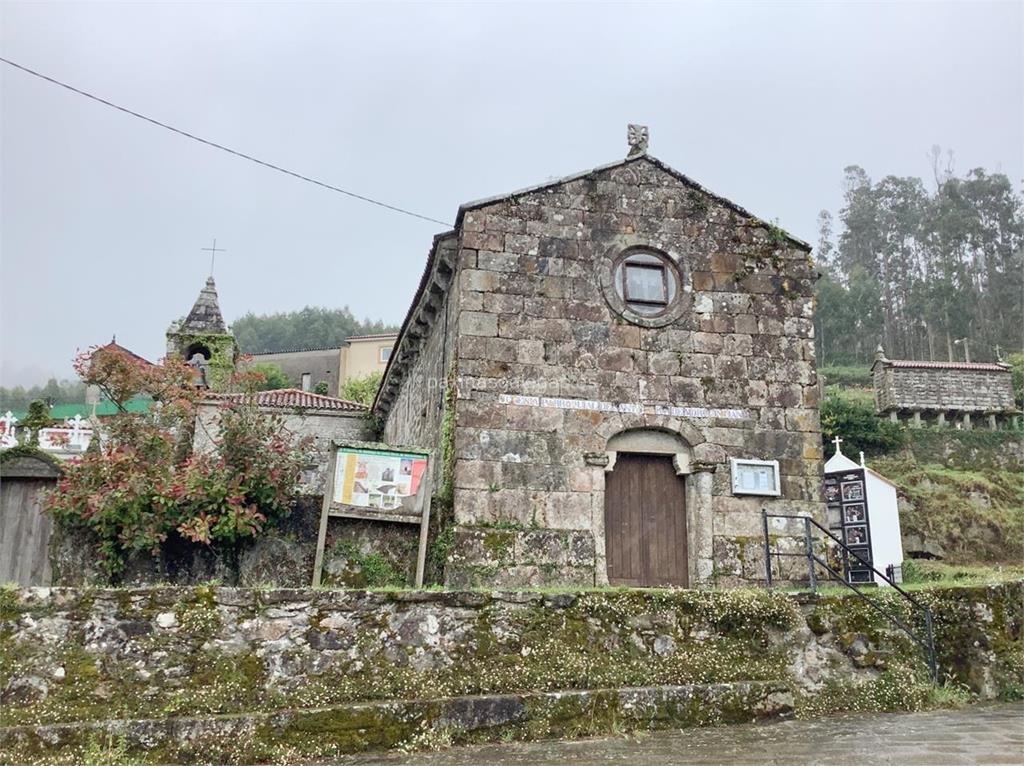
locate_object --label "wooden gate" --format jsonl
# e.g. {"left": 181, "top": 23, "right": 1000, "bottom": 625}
{"left": 0, "top": 454, "right": 61, "bottom": 586}
{"left": 604, "top": 453, "right": 688, "bottom": 587}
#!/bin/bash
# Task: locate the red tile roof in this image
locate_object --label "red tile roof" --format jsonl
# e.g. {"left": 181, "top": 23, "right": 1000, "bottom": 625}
{"left": 93, "top": 342, "right": 154, "bottom": 367}
{"left": 885, "top": 360, "right": 1010, "bottom": 372}
{"left": 203, "top": 389, "right": 367, "bottom": 412}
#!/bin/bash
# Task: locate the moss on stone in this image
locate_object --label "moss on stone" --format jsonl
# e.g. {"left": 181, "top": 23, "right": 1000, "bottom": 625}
{"left": 482, "top": 530, "right": 515, "bottom": 559}
{"left": 2, "top": 581, "right": 1021, "bottom": 754}
{"left": 173, "top": 587, "right": 222, "bottom": 637}
{"left": 168, "top": 331, "right": 236, "bottom": 392}
{"left": 0, "top": 584, "right": 21, "bottom": 626}
{"left": 324, "top": 539, "right": 408, "bottom": 588}
{"left": 262, "top": 705, "right": 420, "bottom": 753}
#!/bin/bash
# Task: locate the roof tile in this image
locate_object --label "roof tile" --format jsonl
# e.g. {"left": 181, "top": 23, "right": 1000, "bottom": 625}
{"left": 886, "top": 360, "right": 1010, "bottom": 372}
{"left": 204, "top": 389, "right": 367, "bottom": 412}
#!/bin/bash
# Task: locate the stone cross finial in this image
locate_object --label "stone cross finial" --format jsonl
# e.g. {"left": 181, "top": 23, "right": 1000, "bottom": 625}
{"left": 627, "top": 124, "right": 649, "bottom": 158}
{"left": 832, "top": 435, "right": 843, "bottom": 455}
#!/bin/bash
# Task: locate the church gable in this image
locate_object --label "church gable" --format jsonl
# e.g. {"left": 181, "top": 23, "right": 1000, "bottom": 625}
{"left": 456, "top": 154, "right": 810, "bottom": 253}
{"left": 452, "top": 153, "right": 817, "bottom": 384}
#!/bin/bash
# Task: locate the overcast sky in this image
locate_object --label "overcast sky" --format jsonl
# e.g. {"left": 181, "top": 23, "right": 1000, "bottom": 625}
{"left": 1, "top": 1, "right": 1021, "bottom": 387}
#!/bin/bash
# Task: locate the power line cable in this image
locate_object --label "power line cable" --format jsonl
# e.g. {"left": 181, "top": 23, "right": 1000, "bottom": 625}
{"left": 0, "top": 57, "right": 451, "bottom": 227}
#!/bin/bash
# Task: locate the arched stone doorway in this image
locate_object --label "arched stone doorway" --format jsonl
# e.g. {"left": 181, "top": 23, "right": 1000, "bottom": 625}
{"left": 602, "top": 429, "right": 692, "bottom": 588}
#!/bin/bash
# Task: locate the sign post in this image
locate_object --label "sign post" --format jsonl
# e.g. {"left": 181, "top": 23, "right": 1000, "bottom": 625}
{"left": 312, "top": 442, "right": 433, "bottom": 588}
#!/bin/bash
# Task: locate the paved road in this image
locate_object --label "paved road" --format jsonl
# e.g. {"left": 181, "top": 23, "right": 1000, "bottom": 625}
{"left": 329, "top": 703, "right": 1024, "bottom": 766}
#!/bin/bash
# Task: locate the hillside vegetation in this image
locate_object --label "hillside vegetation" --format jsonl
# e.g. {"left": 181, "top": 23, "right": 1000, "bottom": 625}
{"left": 232, "top": 306, "right": 397, "bottom": 354}
{"left": 873, "top": 457, "right": 1023, "bottom": 564}
{"left": 821, "top": 370, "right": 1023, "bottom": 566}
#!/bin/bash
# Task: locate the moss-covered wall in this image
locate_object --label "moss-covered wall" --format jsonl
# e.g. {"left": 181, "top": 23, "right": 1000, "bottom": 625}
{"left": 50, "top": 498, "right": 419, "bottom": 589}
{"left": 1, "top": 582, "right": 1020, "bottom": 763}
{"left": 166, "top": 331, "right": 238, "bottom": 392}
{"left": 902, "top": 429, "right": 1023, "bottom": 472}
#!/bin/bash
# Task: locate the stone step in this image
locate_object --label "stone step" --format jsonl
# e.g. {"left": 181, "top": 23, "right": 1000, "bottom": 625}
{"left": 0, "top": 680, "right": 793, "bottom": 764}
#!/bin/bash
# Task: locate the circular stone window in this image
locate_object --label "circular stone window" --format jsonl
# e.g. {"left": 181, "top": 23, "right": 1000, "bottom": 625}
{"left": 599, "top": 246, "right": 689, "bottom": 327}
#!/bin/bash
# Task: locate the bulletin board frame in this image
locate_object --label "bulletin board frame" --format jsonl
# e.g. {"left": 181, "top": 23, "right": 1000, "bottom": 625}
{"left": 312, "top": 441, "right": 433, "bottom": 589}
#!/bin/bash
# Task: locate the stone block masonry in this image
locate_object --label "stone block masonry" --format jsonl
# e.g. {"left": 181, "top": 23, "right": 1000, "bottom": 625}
{"left": 375, "top": 151, "right": 825, "bottom": 590}
{"left": 872, "top": 353, "right": 1018, "bottom": 429}
{"left": 1, "top": 582, "right": 1021, "bottom": 762}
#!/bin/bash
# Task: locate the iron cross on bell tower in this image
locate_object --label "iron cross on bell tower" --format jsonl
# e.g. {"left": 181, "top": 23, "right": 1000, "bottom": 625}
{"left": 201, "top": 239, "right": 226, "bottom": 277}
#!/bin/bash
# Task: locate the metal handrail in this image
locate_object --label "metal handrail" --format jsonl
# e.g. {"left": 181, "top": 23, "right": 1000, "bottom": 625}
{"left": 762, "top": 509, "right": 937, "bottom": 682}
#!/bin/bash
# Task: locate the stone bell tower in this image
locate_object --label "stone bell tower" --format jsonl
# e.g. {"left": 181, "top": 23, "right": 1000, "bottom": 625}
{"left": 166, "top": 276, "right": 237, "bottom": 391}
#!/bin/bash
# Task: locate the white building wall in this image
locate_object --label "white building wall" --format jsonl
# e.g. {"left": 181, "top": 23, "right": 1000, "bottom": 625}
{"left": 865, "top": 470, "right": 903, "bottom": 586}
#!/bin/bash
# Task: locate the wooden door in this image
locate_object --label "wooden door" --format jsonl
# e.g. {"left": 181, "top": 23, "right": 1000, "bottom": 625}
{"left": 0, "top": 477, "right": 55, "bottom": 586}
{"left": 604, "top": 453, "right": 688, "bottom": 587}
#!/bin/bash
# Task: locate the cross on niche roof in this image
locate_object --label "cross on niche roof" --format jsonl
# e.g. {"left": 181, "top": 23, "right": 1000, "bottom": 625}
{"left": 832, "top": 436, "right": 843, "bottom": 455}
{"left": 201, "top": 239, "right": 226, "bottom": 277}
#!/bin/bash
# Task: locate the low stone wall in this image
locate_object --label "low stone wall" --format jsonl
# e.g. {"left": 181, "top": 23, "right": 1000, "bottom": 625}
{"left": 1, "top": 582, "right": 1021, "bottom": 763}
{"left": 0, "top": 682, "right": 791, "bottom": 763}
{"left": 50, "top": 497, "right": 423, "bottom": 589}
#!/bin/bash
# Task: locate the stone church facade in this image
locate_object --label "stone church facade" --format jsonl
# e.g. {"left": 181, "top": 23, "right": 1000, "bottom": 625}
{"left": 375, "top": 132, "right": 823, "bottom": 588}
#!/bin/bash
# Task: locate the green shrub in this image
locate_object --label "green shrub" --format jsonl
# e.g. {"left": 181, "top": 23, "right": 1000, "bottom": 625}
{"left": 47, "top": 347, "right": 311, "bottom": 580}
{"left": 21, "top": 399, "right": 54, "bottom": 435}
{"left": 340, "top": 371, "right": 383, "bottom": 406}
{"left": 83, "top": 733, "right": 138, "bottom": 766}
{"left": 1008, "top": 352, "right": 1024, "bottom": 409}
{"left": 250, "top": 363, "right": 291, "bottom": 391}
{"left": 821, "top": 386, "right": 905, "bottom": 457}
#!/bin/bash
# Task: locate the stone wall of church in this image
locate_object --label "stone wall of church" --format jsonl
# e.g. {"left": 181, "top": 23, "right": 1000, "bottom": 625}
{"left": 448, "top": 159, "right": 823, "bottom": 588}
{"left": 379, "top": 269, "right": 460, "bottom": 476}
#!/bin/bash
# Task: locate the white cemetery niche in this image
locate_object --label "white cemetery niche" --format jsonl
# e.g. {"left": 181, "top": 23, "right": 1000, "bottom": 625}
{"left": 824, "top": 438, "right": 904, "bottom": 587}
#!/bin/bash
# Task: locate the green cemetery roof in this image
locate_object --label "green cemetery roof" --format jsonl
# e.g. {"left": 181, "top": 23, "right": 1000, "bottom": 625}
{"left": 9, "top": 398, "right": 154, "bottom": 421}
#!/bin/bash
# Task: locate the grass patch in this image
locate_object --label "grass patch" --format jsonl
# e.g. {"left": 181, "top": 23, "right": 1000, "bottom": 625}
{"left": 902, "top": 561, "right": 1024, "bottom": 587}
{"left": 819, "top": 365, "right": 873, "bottom": 387}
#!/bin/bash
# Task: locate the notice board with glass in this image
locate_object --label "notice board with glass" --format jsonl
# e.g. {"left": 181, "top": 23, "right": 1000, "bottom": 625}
{"left": 312, "top": 443, "right": 433, "bottom": 588}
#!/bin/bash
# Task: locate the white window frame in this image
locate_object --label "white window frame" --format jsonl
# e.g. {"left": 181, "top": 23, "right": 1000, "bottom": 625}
{"left": 379, "top": 346, "right": 392, "bottom": 363}
{"left": 730, "top": 457, "right": 781, "bottom": 497}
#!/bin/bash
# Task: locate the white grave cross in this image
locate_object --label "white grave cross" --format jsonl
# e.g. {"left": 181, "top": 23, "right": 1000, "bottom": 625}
{"left": 0, "top": 411, "right": 18, "bottom": 448}
{"left": 66, "top": 414, "right": 92, "bottom": 450}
